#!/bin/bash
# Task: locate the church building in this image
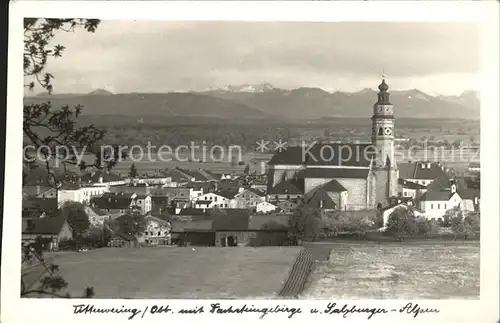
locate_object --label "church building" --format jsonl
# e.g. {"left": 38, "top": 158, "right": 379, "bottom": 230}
{"left": 266, "top": 79, "right": 399, "bottom": 211}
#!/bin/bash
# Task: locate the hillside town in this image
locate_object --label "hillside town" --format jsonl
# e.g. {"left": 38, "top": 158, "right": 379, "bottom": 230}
{"left": 21, "top": 80, "right": 481, "bottom": 252}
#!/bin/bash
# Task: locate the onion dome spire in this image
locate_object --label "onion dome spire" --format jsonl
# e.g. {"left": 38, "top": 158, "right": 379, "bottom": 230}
{"left": 376, "top": 77, "right": 391, "bottom": 105}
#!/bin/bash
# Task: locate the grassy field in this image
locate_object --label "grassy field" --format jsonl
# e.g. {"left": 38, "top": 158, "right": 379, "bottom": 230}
{"left": 301, "top": 241, "right": 480, "bottom": 299}
{"left": 23, "top": 247, "right": 301, "bottom": 299}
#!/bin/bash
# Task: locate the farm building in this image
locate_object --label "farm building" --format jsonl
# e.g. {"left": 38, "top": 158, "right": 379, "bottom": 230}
{"left": 169, "top": 214, "right": 291, "bottom": 247}
{"left": 109, "top": 233, "right": 138, "bottom": 248}
{"left": 213, "top": 214, "right": 291, "bottom": 247}
{"left": 170, "top": 218, "right": 215, "bottom": 246}
{"left": 22, "top": 215, "right": 73, "bottom": 251}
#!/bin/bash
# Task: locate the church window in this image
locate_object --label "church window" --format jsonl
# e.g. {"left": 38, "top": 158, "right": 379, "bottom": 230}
{"left": 378, "top": 128, "right": 383, "bottom": 136}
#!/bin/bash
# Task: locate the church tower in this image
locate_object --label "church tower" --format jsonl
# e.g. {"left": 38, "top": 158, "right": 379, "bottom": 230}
{"left": 371, "top": 78, "right": 398, "bottom": 205}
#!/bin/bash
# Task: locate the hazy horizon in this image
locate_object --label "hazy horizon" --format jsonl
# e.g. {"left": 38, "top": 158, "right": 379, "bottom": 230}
{"left": 25, "top": 21, "right": 480, "bottom": 97}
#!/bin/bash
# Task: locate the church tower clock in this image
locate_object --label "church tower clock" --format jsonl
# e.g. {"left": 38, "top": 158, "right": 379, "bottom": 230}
{"left": 371, "top": 78, "right": 398, "bottom": 204}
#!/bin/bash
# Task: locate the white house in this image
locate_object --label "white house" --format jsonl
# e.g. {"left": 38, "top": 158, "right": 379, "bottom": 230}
{"left": 58, "top": 185, "right": 109, "bottom": 206}
{"left": 193, "top": 191, "right": 236, "bottom": 209}
{"left": 133, "top": 194, "right": 152, "bottom": 215}
{"left": 256, "top": 201, "right": 278, "bottom": 214}
{"left": 417, "top": 184, "right": 462, "bottom": 219}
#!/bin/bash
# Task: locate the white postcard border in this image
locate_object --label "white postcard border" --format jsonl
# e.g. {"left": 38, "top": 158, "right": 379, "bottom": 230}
{"left": 3, "top": 1, "right": 499, "bottom": 323}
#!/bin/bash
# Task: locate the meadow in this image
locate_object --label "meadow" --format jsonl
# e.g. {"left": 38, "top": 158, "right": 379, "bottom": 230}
{"left": 302, "top": 241, "right": 480, "bottom": 299}
{"left": 23, "top": 241, "right": 480, "bottom": 299}
{"left": 23, "top": 247, "right": 301, "bottom": 299}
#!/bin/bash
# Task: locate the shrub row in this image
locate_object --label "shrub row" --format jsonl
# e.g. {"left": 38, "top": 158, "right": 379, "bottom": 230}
{"left": 277, "top": 248, "right": 313, "bottom": 299}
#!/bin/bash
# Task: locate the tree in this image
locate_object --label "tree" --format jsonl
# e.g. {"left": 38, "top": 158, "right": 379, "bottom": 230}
{"left": 59, "top": 201, "right": 90, "bottom": 237}
{"left": 464, "top": 213, "right": 480, "bottom": 239}
{"left": 384, "top": 207, "right": 418, "bottom": 241}
{"left": 323, "top": 211, "right": 377, "bottom": 238}
{"left": 450, "top": 211, "right": 465, "bottom": 240}
{"left": 416, "top": 217, "right": 439, "bottom": 239}
{"left": 289, "top": 207, "right": 324, "bottom": 243}
{"left": 23, "top": 19, "right": 125, "bottom": 187}
{"left": 129, "top": 163, "right": 138, "bottom": 178}
{"left": 22, "top": 18, "right": 113, "bottom": 299}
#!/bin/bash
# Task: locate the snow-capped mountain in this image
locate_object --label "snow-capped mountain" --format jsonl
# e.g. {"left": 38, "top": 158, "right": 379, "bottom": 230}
{"left": 209, "top": 82, "right": 275, "bottom": 93}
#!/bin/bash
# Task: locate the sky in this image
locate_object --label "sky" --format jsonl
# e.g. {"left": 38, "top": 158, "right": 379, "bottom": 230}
{"left": 31, "top": 21, "right": 479, "bottom": 96}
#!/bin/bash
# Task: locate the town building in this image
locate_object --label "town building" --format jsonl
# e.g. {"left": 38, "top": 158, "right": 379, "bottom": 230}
{"left": 193, "top": 190, "right": 236, "bottom": 209}
{"left": 90, "top": 192, "right": 138, "bottom": 214}
{"left": 138, "top": 215, "right": 172, "bottom": 245}
{"left": 133, "top": 194, "right": 152, "bottom": 215}
{"left": 231, "top": 188, "right": 266, "bottom": 209}
{"left": 398, "top": 161, "right": 449, "bottom": 187}
{"left": 417, "top": 182, "right": 462, "bottom": 219}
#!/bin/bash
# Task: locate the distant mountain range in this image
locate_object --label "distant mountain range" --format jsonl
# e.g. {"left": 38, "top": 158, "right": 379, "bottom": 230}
{"left": 25, "top": 83, "right": 479, "bottom": 120}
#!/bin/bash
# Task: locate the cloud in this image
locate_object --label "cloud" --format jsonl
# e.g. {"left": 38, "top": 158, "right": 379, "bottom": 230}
{"left": 37, "top": 21, "right": 479, "bottom": 95}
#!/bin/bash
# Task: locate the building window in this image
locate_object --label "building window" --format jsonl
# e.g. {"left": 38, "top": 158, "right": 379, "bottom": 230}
{"left": 437, "top": 204, "right": 440, "bottom": 209}
{"left": 431, "top": 204, "right": 433, "bottom": 209}
{"left": 444, "top": 203, "right": 447, "bottom": 209}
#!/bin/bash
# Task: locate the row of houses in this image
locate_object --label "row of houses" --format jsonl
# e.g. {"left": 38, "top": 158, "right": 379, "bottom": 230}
{"left": 21, "top": 209, "right": 293, "bottom": 250}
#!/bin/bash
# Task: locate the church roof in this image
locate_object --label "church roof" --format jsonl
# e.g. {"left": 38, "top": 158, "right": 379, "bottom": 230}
{"left": 268, "top": 143, "right": 376, "bottom": 167}
{"left": 398, "top": 162, "right": 448, "bottom": 180}
{"left": 305, "top": 168, "right": 370, "bottom": 179}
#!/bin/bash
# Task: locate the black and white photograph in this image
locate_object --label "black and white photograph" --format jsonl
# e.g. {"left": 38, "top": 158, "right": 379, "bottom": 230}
{"left": 2, "top": 1, "right": 499, "bottom": 323}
